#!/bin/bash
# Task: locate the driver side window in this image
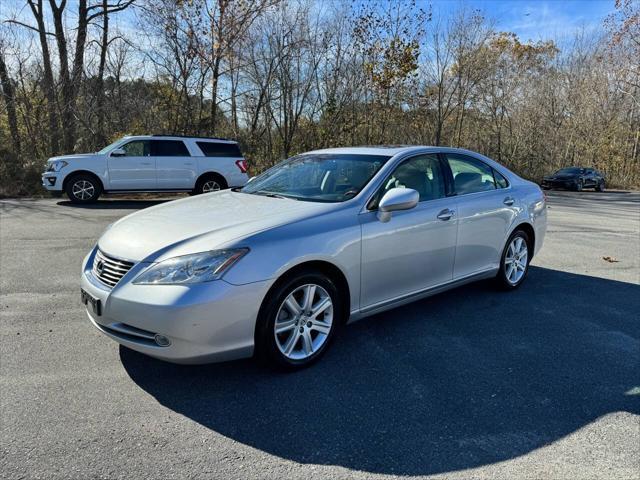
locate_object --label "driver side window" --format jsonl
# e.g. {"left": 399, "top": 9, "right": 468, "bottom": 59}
{"left": 370, "top": 154, "right": 445, "bottom": 208}
{"left": 120, "top": 140, "right": 150, "bottom": 157}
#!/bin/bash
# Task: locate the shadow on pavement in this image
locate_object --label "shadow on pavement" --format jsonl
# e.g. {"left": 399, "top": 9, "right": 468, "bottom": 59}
{"left": 56, "top": 199, "right": 172, "bottom": 209}
{"left": 121, "top": 266, "right": 640, "bottom": 476}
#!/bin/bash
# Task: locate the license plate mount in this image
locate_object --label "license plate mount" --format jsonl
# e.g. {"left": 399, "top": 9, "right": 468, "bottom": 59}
{"left": 81, "top": 288, "right": 102, "bottom": 316}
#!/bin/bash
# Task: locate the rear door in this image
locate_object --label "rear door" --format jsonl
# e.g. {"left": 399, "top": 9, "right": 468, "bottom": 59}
{"left": 444, "top": 153, "right": 518, "bottom": 279}
{"left": 107, "top": 140, "right": 156, "bottom": 190}
{"left": 153, "top": 140, "right": 196, "bottom": 189}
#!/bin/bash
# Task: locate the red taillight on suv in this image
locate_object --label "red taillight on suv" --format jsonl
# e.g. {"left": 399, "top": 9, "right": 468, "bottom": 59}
{"left": 235, "top": 159, "right": 248, "bottom": 174}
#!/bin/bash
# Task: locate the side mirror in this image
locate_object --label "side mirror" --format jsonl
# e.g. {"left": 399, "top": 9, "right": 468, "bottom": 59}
{"left": 111, "top": 148, "right": 126, "bottom": 157}
{"left": 377, "top": 187, "right": 419, "bottom": 223}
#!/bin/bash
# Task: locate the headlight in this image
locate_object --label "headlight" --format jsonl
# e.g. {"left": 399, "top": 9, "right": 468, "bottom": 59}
{"left": 46, "top": 160, "right": 68, "bottom": 172}
{"left": 133, "top": 248, "right": 249, "bottom": 285}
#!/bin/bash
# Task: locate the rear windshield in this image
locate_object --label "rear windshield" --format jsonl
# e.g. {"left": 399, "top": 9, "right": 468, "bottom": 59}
{"left": 197, "top": 142, "right": 242, "bottom": 157}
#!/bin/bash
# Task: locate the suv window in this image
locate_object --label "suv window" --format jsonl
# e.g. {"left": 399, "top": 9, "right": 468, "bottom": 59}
{"left": 446, "top": 154, "right": 496, "bottom": 195}
{"left": 370, "top": 154, "right": 445, "bottom": 208}
{"left": 197, "top": 142, "right": 242, "bottom": 157}
{"left": 151, "top": 140, "right": 190, "bottom": 157}
{"left": 120, "top": 140, "right": 150, "bottom": 157}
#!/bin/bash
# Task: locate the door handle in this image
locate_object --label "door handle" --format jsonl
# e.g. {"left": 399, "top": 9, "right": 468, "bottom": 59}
{"left": 503, "top": 197, "right": 515, "bottom": 206}
{"left": 437, "top": 208, "right": 455, "bottom": 221}
{"left": 140, "top": 162, "right": 152, "bottom": 166}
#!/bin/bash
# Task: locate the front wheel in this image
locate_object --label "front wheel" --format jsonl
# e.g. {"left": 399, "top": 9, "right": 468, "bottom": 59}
{"left": 256, "top": 272, "right": 343, "bottom": 370}
{"left": 575, "top": 179, "right": 583, "bottom": 191}
{"left": 596, "top": 180, "right": 605, "bottom": 192}
{"left": 496, "top": 230, "right": 531, "bottom": 290}
{"left": 65, "top": 174, "right": 102, "bottom": 204}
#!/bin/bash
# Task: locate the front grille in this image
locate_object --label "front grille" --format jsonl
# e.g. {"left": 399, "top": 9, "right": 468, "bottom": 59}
{"left": 92, "top": 250, "right": 134, "bottom": 287}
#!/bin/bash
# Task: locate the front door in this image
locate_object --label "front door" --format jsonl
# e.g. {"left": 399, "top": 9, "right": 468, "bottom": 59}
{"left": 107, "top": 140, "right": 156, "bottom": 190}
{"left": 359, "top": 154, "right": 458, "bottom": 309}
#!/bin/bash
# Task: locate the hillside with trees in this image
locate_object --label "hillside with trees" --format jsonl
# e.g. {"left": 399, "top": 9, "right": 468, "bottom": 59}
{"left": 1, "top": 0, "right": 638, "bottom": 196}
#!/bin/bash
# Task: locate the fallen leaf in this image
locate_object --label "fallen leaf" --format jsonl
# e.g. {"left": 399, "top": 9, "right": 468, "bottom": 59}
{"left": 602, "top": 256, "right": 620, "bottom": 263}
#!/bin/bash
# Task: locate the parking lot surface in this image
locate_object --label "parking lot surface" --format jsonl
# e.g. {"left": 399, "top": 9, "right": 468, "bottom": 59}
{"left": 1, "top": 191, "right": 639, "bottom": 479}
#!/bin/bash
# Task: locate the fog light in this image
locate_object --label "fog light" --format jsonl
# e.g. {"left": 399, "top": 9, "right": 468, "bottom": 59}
{"left": 154, "top": 334, "right": 171, "bottom": 347}
{"left": 47, "top": 177, "right": 56, "bottom": 186}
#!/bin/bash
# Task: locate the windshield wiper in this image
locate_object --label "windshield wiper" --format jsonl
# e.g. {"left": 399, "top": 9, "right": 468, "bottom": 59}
{"left": 252, "top": 190, "right": 298, "bottom": 200}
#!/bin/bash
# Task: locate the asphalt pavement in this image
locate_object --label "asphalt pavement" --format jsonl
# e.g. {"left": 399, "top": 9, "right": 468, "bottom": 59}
{"left": 1, "top": 190, "right": 639, "bottom": 479}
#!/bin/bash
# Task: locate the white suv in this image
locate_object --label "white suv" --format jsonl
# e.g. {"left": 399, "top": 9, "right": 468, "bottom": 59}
{"left": 42, "top": 135, "right": 249, "bottom": 203}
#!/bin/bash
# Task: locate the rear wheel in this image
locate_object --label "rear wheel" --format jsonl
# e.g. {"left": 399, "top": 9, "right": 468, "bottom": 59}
{"left": 596, "top": 180, "right": 605, "bottom": 192}
{"left": 496, "top": 230, "right": 531, "bottom": 290}
{"left": 193, "top": 174, "right": 227, "bottom": 195}
{"left": 575, "top": 179, "right": 583, "bottom": 191}
{"left": 65, "top": 174, "right": 102, "bottom": 204}
{"left": 256, "top": 271, "right": 343, "bottom": 370}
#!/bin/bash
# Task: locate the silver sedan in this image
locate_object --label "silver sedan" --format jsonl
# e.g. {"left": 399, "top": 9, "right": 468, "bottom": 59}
{"left": 80, "top": 146, "right": 547, "bottom": 369}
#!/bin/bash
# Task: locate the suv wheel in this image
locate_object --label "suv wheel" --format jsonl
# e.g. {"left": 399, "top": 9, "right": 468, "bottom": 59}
{"left": 256, "top": 271, "right": 343, "bottom": 370}
{"left": 496, "top": 230, "right": 531, "bottom": 290}
{"left": 596, "top": 180, "right": 605, "bottom": 192}
{"left": 575, "top": 179, "right": 583, "bottom": 191}
{"left": 65, "top": 174, "right": 102, "bottom": 204}
{"left": 194, "top": 174, "right": 227, "bottom": 195}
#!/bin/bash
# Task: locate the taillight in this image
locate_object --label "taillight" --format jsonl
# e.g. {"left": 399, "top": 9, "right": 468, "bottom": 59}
{"left": 235, "top": 159, "right": 248, "bottom": 174}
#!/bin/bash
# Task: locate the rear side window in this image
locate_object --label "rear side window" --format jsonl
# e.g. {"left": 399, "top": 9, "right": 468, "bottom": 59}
{"left": 197, "top": 142, "right": 242, "bottom": 157}
{"left": 446, "top": 154, "right": 497, "bottom": 195}
{"left": 151, "top": 140, "right": 190, "bottom": 156}
{"left": 493, "top": 169, "right": 509, "bottom": 189}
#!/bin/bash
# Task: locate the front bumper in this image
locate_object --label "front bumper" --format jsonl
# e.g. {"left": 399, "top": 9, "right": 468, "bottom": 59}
{"left": 541, "top": 179, "right": 577, "bottom": 190}
{"left": 81, "top": 247, "right": 271, "bottom": 364}
{"left": 42, "top": 172, "right": 62, "bottom": 191}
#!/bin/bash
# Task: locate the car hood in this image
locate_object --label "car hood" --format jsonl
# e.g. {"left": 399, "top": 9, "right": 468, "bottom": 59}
{"left": 48, "top": 153, "right": 97, "bottom": 162}
{"left": 98, "top": 191, "right": 333, "bottom": 262}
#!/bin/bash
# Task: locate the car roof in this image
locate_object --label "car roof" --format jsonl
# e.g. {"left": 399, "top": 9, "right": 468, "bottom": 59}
{"left": 121, "top": 135, "right": 237, "bottom": 144}
{"left": 305, "top": 145, "right": 487, "bottom": 157}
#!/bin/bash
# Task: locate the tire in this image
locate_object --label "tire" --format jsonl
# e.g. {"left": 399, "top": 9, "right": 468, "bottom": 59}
{"left": 193, "top": 174, "right": 227, "bottom": 195}
{"left": 255, "top": 271, "right": 343, "bottom": 370}
{"left": 496, "top": 229, "right": 531, "bottom": 290}
{"left": 575, "top": 179, "right": 583, "bottom": 192}
{"left": 596, "top": 180, "right": 605, "bottom": 192}
{"left": 65, "top": 174, "right": 102, "bottom": 204}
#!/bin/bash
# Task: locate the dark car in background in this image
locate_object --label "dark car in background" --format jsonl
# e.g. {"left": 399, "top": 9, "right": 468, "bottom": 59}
{"left": 541, "top": 167, "right": 605, "bottom": 191}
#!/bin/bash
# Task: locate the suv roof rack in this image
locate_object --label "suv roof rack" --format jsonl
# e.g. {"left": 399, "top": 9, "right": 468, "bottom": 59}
{"left": 151, "top": 134, "right": 236, "bottom": 142}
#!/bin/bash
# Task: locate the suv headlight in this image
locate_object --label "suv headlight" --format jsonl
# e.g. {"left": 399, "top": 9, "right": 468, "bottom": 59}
{"left": 133, "top": 249, "right": 249, "bottom": 285}
{"left": 46, "top": 160, "right": 68, "bottom": 172}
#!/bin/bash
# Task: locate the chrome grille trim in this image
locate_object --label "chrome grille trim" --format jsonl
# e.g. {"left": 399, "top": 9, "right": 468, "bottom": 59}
{"left": 92, "top": 250, "right": 134, "bottom": 288}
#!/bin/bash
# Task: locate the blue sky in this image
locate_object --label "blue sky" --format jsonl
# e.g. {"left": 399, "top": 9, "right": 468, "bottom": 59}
{"left": 431, "top": 0, "right": 614, "bottom": 42}
{"left": 2, "top": 0, "right": 615, "bottom": 46}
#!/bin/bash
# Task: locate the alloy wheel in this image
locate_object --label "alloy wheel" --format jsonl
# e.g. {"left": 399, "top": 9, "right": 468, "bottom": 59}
{"left": 274, "top": 284, "right": 333, "bottom": 361}
{"left": 72, "top": 180, "right": 95, "bottom": 200}
{"left": 504, "top": 236, "right": 528, "bottom": 285}
{"left": 202, "top": 180, "right": 221, "bottom": 193}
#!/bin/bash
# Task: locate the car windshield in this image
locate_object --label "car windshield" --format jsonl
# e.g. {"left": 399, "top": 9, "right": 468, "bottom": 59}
{"left": 241, "top": 153, "right": 391, "bottom": 202}
{"left": 96, "top": 138, "right": 126, "bottom": 155}
{"left": 556, "top": 167, "right": 583, "bottom": 174}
